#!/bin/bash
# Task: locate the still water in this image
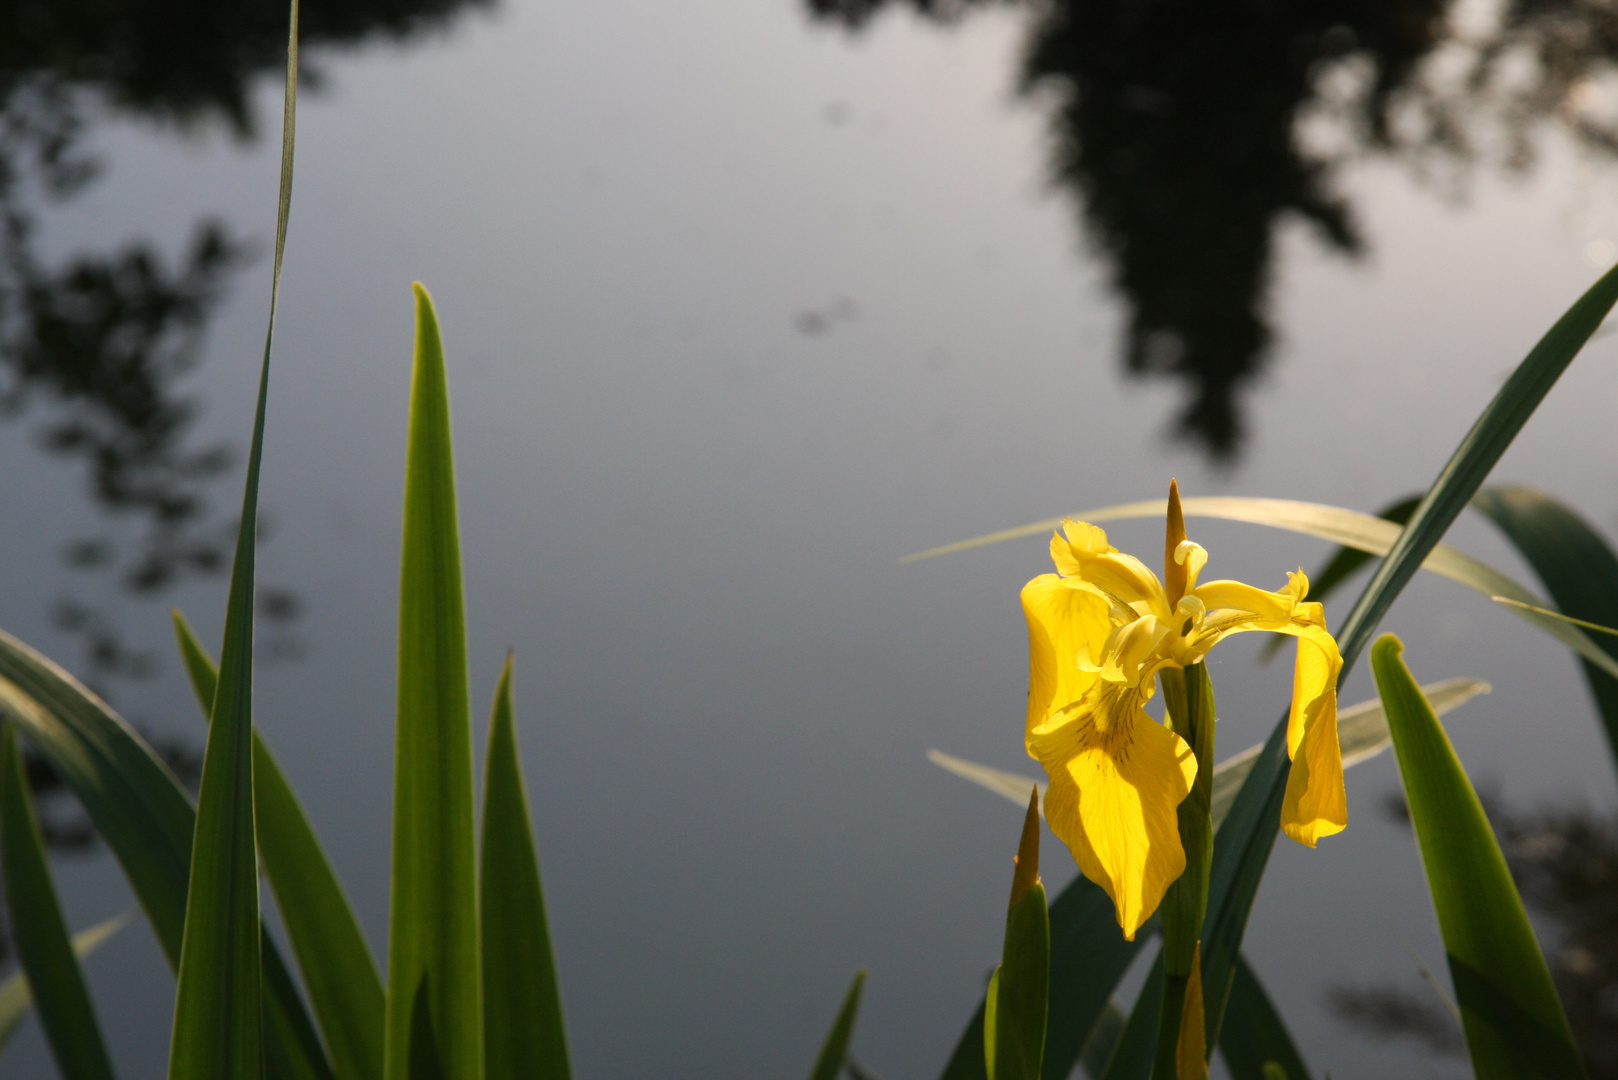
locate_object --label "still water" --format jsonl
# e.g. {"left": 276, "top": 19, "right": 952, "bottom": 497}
{"left": 6, "top": 0, "right": 1618, "bottom": 1075}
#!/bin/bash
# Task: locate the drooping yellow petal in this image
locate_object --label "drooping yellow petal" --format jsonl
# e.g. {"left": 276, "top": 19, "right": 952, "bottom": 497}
{"left": 1030, "top": 686, "right": 1197, "bottom": 939}
{"left": 1021, "top": 573, "right": 1112, "bottom": 736}
{"left": 1278, "top": 623, "right": 1346, "bottom": 846}
{"left": 1176, "top": 942, "right": 1207, "bottom": 1080}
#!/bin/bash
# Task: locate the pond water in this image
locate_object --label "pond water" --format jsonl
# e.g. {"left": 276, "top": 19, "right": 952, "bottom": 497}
{"left": 6, "top": 0, "right": 1618, "bottom": 1076}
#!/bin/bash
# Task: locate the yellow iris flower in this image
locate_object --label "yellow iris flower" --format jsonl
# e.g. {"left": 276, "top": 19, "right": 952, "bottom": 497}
{"left": 1020, "top": 484, "right": 1346, "bottom": 939}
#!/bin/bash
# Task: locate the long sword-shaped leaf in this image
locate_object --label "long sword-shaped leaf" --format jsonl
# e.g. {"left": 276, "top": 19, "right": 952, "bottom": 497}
{"left": 0, "top": 723, "right": 116, "bottom": 1080}
{"left": 809, "top": 970, "right": 867, "bottom": 1080}
{"left": 0, "top": 914, "right": 127, "bottom": 1054}
{"left": 1201, "top": 262, "right": 1618, "bottom": 1050}
{"left": 169, "top": 0, "right": 305, "bottom": 1073}
{"left": 1217, "top": 959, "right": 1310, "bottom": 1080}
{"left": 173, "top": 612, "right": 385, "bottom": 1080}
{"left": 926, "top": 677, "right": 1488, "bottom": 827}
{"left": 480, "top": 656, "right": 571, "bottom": 1080}
{"left": 1472, "top": 485, "right": 1618, "bottom": 771}
{"left": 0, "top": 631, "right": 332, "bottom": 1080}
{"left": 387, "top": 284, "right": 481, "bottom": 1080}
{"left": 1372, "top": 634, "right": 1584, "bottom": 1078}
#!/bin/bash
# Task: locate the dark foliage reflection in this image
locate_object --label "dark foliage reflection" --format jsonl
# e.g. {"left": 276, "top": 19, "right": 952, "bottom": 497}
{"left": 810, "top": 0, "right": 1618, "bottom": 457}
{"left": 0, "top": 0, "right": 487, "bottom": 952}
{"left": 0, "top": 0, "right": 486, "bottom": 687}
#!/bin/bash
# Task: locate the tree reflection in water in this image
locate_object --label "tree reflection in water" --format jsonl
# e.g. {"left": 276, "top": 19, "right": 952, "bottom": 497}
{"left": 809, "top": 0, "right": 1618, "bottom": 458}
{"left": 0, "top": 0, "right": 486, "bottom": 965}
{"left": 0, "top": 0, "right": 487, "bottom": 683}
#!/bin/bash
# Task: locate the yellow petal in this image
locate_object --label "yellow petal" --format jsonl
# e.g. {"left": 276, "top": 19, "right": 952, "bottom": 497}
{"left": 1021, "top": 574, "right": 1112, "bottom": 736}
{"left": 1030, "top": 686, "right": 1197, "bottom": 939}
{"left": 1052, "top": 522, "right": 1167, "bottom": 611}
{"left": 1278, "top": 623, "right": 1346, "bottom": 846}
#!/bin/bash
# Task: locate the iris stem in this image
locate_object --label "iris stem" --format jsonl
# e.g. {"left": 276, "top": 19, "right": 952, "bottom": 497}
{"left": 1152, "top": 662, "right": 1216, "bottom": 1079}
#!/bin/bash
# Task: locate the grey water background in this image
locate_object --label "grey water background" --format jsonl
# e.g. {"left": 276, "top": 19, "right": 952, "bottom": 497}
{"left": 8, "top": 0, "right": 1618, "bottom": 1075}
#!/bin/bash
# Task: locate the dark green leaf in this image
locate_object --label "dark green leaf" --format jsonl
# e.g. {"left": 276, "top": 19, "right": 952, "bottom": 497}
{"left": 809, "top": 970, "right": 867, "bottom": 1080}
{"left": 1202, "top": 261, "right": 1618, "bottom": 1048}
{"left": 1473, "top": 485, "right": 1618, "bottom": 770}
{"left": 1096, "top": 954, "right": 1162, "bottom": 1080}
{"left": 0, "top": 914, "right": 126, "bottom": 1053}
{"left": 0, "top": 723, "right": 116, "bottom": 1080}
{"left": 480, "top": 656, "right": 571, "bottom": 1080}
{"left": 1217, "top": 958, "right": 1311, "bottom": 1080}
{"left": 387, "top": 283, "right": 481, "bottom": 1080}
{"left": 1372, "top": 634, "right": 1584, "bottom": 1078}
{"left": 173, "top": 611, "right": 385, "bottom": 1080}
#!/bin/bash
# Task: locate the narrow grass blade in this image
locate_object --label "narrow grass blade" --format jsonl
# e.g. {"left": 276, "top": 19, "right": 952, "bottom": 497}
{"left": 173, "top": 612, "right": 385, "bottom": 1080}
{"left": 166, "top": 0, "right": 307, "bottom": 1072}
{"left": 0, "top": 630, "right": 332, "bottom": 1080}
{"left": 1473, "top": 485, "right": 1618, "bottom": 770}
{"left": 926, "top": 676, "right": 1488, "bottom": 827}
{"left": 933, "top": 496, "right": 1618, "bottom": 682}
{"left": 1078, "top": 1000, "right": 1127, "bottom": 1080}
{"left": 480, "top": 656, "right": 571, "bottom": 1080}
{"left": 0, "top": 914, "right": 126, "bottom": 1054}
{"left": 386, "top": 284, "right": 481, "bottom": 1080}
{"left": 1257, "top": 496, "right": 1420, "bottom": 662}
{"left": 1372, "top": 635, "right": 1584, "bottom": 1078}
{"left": 1216, "top": 958, "right": 1311, "bottom": 1080}
{"left": 808, "top": 970, "right": 867, "bottom": 1080}
{"left": 0, "top": 724, "right": 117, "bottom": 1080}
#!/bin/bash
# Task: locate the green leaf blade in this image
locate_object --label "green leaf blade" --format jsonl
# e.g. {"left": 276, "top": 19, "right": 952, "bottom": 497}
{"left": 173, "top": 611, "right": 385, "bottom": 1080}
{"left": 386, "top": 283, "right": 481, "bottom": 1080}
{"left": 0, "top": 914, "right": 127, "bottom": 1055}
{"left": 1217, "top": 958, "right": 1311, "bottom": 1080}
{"left": 480, "top": 656, "right": 571, "bottom": 1080}
{"left": 1473, "top": 485, "right": 1618, "bottom": 770}
{"left": 809, "top": 970, "right": 867, "bottom": 1080}
{"left": 1371, "top": 634, "right": 1584, "bottom": 1079}
{"left": 0, "top": 629, "right": 332, "bottom": 1080}
{"left": 0, "top": 724, "right": 117, "bottom": 1080}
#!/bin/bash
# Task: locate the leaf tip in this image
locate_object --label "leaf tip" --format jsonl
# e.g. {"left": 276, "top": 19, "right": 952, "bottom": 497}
{"left": 1009, "top": 786, "right": 1041, "bottom": 908}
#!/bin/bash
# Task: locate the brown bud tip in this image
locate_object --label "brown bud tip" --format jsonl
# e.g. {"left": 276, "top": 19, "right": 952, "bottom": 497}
{"left": 1009, "top": 786, "right": 1042, "bottom": 908}
{"left": 1165, "top": 479, "right": 1188, "bottom": 607}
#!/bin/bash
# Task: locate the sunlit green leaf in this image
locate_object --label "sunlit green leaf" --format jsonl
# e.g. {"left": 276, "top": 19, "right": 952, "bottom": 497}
{"left": 387, "top": 283, "right": 481, "bottom": 1080}
{"left": 985, "top": 794, "right": 1048, "bottom": 1080}
{"left": 808, "top": 970, "right": 866, "bottom": 1080}
{"left": 173, "top": 611, "right": 385, "bottom": 1080}
{"left": 480, "top": 656, "right": 571, "bottom": 1080}
{"left": 0, "top": 723, "right": 116, "bottom": 1080}
{"left": 1372, "top": 634, "right": 1583, "bottom": 1078}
